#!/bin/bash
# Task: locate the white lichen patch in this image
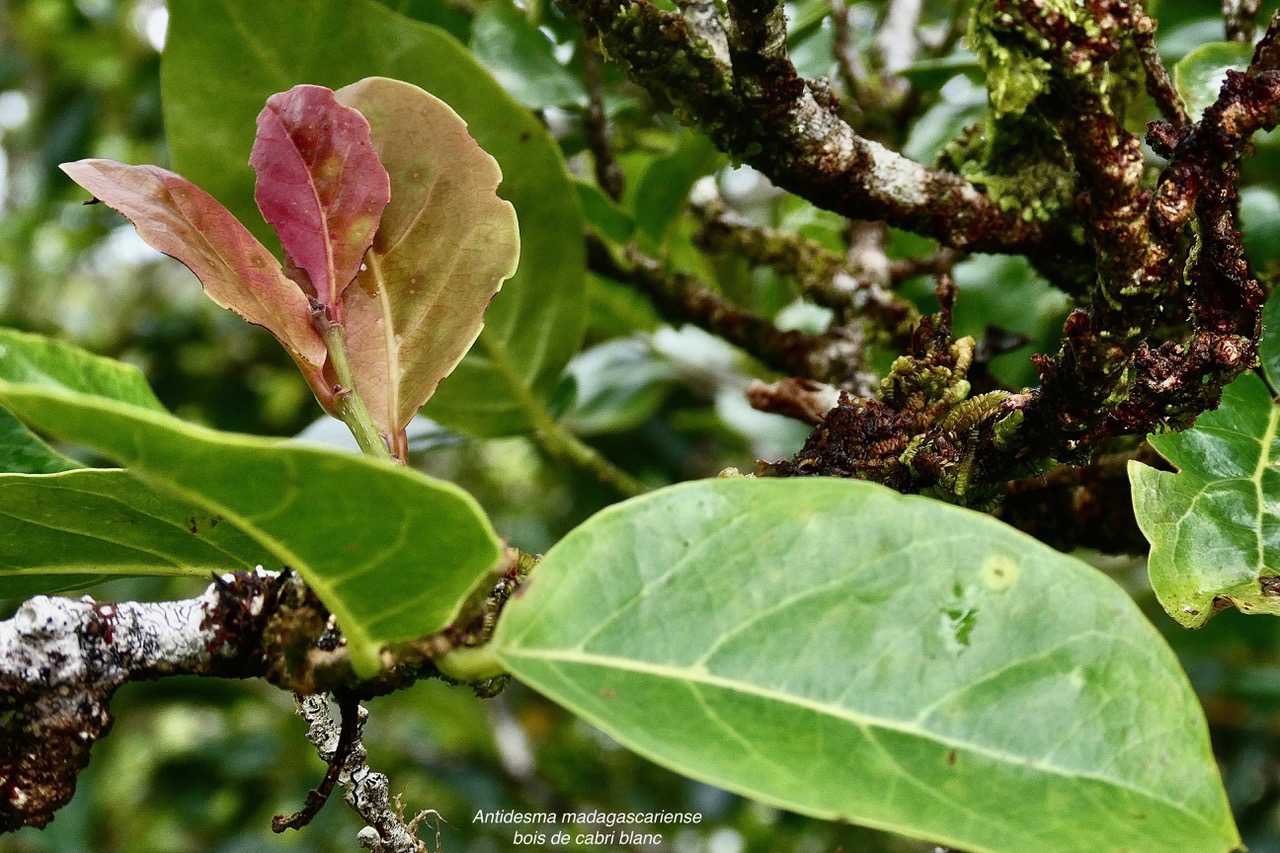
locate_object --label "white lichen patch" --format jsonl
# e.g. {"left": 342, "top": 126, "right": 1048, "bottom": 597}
{"left": 867, "top": 141, "right": 929, "bottom": 207}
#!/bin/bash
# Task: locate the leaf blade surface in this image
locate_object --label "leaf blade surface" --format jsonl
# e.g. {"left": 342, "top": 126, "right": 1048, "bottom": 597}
{"left": 58, "top": 160, "right": 328, "bottom": 391}
{"left": 334, "top": 77, "right": 519, "bottom": 437}
{"left": 0, "top": 468, "right": 266, "bottom": 598}
{"left": 0, "top": 381, "right": 502, "bottom": 675}
{"left": 1131, "top": 371, "right": 1280, "bottom": 626}
{"left": 162, "top": 0, "right": 585, "bottom": 436}
{"left": 251, "top": 84, "right": 389, "bottom": 311}
{"left": 495, "top": 478, "right": 1237, "bottom": 853}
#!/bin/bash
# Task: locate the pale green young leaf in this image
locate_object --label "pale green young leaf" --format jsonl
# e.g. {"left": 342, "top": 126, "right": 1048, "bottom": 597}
{"left": 1130, "top": 371, "right": 1280, "bottom": 627}
{"left": 1173, "top": 41, "right": 1254, "bottom": 122}
{"left": 495, "top": 478, "right": 1237, "bottom": 853}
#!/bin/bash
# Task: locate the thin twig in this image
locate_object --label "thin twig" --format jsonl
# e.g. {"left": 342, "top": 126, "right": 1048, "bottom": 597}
{"left": 1133, "top": 7, "right": 1189, "bottom": 128}
{"left": 581, "top": 33, "right": 625, "bottom": 201}
{"left": 1224, "top": 0, "right": 1262, "bottom": 42}
{"left": 622, "top": 243, "right": 819, "bottom": 376}
{"left": 289, "top": 695, "right": 429, "bottom": 853}
{"left": 273, "top": 692, "right": 361, "bottom": 832}
{"left": 692, "top": 198, "right": 920, "bottom": 335}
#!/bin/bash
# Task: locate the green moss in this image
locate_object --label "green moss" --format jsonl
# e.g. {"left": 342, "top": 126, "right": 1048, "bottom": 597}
{"left": 968, "top": 0, "right": 1052, "bottom": 116}
{"left": 968, "top": 0, "right": 1103, "bottom": 117}
{"left": 941, "top": 113, "right": 1076, "bottom": 224}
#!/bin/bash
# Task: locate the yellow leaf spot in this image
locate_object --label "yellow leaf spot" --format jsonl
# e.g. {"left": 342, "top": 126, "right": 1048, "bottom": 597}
{"left": 981, "top": 555, "right": 1019, "bottom": 592}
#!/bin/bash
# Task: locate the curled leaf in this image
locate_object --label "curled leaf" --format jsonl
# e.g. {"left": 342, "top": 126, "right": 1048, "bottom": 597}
{"left": 58, "top": 159, "right": 331, "bottom": 406}
{"left": 250, "top": 85, "right": 390, "bottom": 315}
{"left": 1131, "top": 372, "right": 1280, "bottom": 627}
{"left": 334, "top": 77, "right": 520, "bottom": 439}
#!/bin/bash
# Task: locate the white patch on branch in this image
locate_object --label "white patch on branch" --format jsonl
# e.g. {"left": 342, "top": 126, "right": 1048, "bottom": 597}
{"left": 866, "top": 140, "right": 930, "bottom": 207}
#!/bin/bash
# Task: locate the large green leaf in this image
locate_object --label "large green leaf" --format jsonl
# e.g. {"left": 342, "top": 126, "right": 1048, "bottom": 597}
{"left": 0, "top": 382, "right": 502, "bottom": 676}
{"left": 494, "top": 478, "right": 1237, "bottom": 853}
{"left": 0, "top": 468, "right": 267, "bottom": 598}
{"left": 0, "top": 326, "right": 160, "bottom": 474}
{"left": 162, "top": 0, "right": 585, "bottom": 437}
{"left": 469, "top": 0, "right": 585, "bottom": 110}
{"left": 630, "top": 130, "right": 720, "bottom": 250}
{"left": 1131, "top": 372, "right": 1280, "bottom": 628}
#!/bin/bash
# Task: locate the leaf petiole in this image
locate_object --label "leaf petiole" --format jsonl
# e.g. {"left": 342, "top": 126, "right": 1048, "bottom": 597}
{"left": 434, "top": 642, "right": 507, "bottom": 681}
{"left": 311, "top": 302, "right": 395, "bottom": 462}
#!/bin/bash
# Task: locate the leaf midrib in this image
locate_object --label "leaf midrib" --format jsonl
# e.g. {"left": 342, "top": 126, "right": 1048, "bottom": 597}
{"left": 497, "top": 645, "right": 1226, "bottom": 836}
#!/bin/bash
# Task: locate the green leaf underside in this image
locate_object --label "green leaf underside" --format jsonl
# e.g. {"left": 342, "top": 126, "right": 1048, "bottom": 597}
{"left": 0, "top": 327, "right": 165, "bottom": 412}
{"left": 0, "top": 407, "right": 79, "bottom": 474}
{"left": 0, "top": 327, "right": 158, "bottom": 474}
{"left": 495, "top": 479, "right": 1237, "bottom": 853}
{"left": 162, "top": 0, "right": 585, "bottom": 437}
{"left": 1131, "top": 372, "right": 1280, "bottom": 628}
{"left": 334, "top": 77, "right": 520, "bottom": 438}
{"left": 0, "top": 468, "right": 266, "bottom": 598}
{"left": 0, "top": 383, "right": 501, "bottom": 675}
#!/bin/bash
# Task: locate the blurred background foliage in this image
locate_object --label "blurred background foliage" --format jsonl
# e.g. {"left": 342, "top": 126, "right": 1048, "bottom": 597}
{"left": 6, "top": 0, "right": 1280, "bottom": 850}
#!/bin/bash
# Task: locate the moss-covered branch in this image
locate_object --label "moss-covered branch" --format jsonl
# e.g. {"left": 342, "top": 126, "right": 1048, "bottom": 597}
{"left": 554, "top": 0, "right": 1049, "bottom": 254}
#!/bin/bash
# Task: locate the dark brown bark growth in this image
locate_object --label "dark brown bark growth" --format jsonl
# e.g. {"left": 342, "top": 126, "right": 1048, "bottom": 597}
{"left": 567, "top": 0, "right": 1280, "bottom": 521}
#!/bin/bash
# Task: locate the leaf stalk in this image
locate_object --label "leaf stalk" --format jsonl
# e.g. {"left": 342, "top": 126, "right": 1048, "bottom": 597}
{"left": 434, "top": 643, "right": 507, "bottom": 681}
{"left": 311, "top": 302, "right": 395, "bottom": 462}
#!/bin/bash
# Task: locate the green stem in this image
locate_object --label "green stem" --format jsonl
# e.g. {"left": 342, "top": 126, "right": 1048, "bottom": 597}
{"left": 482, "top": 337, "right": 648, "bottom": 498}
{"left": 435, "top": 643, "right": 508, "bottom": 681}
{"left": 313, "top": 307, "right": 394, "bottom": 462}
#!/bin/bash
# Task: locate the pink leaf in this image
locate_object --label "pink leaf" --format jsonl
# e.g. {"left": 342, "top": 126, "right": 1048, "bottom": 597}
{"left": 334, "top": 77, "right": 520, "bottom": 441}
{"left": 59, "top": 159, "right": 333, "bottom": 409}
{"left": 251, "top": 85, "right": 390, "bottom": 320}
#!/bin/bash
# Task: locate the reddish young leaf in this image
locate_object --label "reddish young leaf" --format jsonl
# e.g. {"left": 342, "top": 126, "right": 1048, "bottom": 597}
{"left": 333, "top": 77, "right": 520, "bottom": 443}
{"left": 251, "top": 85, "right": 390, "bottom": 319}
{"left": 59, "top": 159, "right": 332, "bottom": 408}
